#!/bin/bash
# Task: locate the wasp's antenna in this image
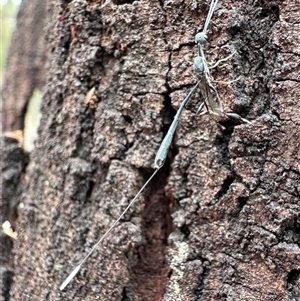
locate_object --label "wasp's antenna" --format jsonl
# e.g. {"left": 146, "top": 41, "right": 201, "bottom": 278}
{"left": 203, "top": 0, "right": 219, "bottom": 34}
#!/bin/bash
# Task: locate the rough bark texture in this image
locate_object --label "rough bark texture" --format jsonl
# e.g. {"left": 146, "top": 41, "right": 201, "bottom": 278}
{"left": 4, "top": 0, "right": 300, "bottom": 301}
{"left": 0, "top": 134, "right": 25, "bottom": 301}
{"left": 1, "top": 0, "right": 47, "bottom": 300}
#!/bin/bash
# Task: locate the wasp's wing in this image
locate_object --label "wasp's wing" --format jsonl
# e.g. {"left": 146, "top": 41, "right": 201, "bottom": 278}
{"left": 199, "top": 76, "right": 223, "bottom": 119}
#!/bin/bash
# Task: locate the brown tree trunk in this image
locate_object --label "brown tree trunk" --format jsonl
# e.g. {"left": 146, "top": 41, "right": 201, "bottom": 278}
{"left": 1, "top": 0, "right": 47, "bottom": 300}
{"left": 3, "top": 0, "right": 300, "bottom": 300}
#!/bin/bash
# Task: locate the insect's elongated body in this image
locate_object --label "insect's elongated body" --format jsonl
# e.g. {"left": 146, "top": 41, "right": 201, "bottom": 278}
{"left": 60, "top": 0, "right": 250, "bottom": 291}
{"left": 194, "top": 55, "right": 251, "bottom": 124}
{"left": 154, "top": 81, "right": 200, "bottom": 168}
{"left": 193, "top": 1, "right": 251, "bottom": 124}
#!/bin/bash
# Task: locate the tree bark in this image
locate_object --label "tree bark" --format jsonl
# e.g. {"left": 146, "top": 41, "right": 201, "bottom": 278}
{"left": 1, "top": 0, "right": 47, "bottom": 300}
{"left": 4, "top": 0, "right": 300, "bottom": 300}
